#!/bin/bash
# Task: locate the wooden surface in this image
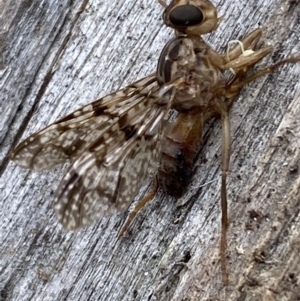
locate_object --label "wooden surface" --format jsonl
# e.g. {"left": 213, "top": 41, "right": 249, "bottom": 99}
{"left": 0, "top": 0, "right": 299, "bottom": 300}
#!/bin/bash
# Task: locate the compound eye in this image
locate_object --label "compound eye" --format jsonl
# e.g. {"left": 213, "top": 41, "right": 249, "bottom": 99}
{"left": 169, "top": 5, "right": 203, "bottom": 27}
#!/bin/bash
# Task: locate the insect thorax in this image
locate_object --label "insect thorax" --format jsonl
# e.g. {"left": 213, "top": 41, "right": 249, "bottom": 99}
{"left": 157, "top": 35, "right": 225, "bottom": 112}
{"left": 157, "top": 35, "right": 224, "bottom": 196}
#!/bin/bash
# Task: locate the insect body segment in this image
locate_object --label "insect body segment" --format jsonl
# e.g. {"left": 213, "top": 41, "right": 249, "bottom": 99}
{"left": 10, "top": 0, "right": 300, "bottom": 284}
{"left": 158, "top": 111, "right": 204, "bottom": 196}
{"left": 157, "top": 36, "right": 225, "bottom": 111}
{"left": 156, "top": 34, "right": 225, "bottom": 196}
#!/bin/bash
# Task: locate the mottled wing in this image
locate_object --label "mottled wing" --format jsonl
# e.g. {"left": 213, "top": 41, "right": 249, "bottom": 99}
{"left": 54, "top": 104, "right": 166, "bottom": 230}
{"left": 11, "top": 72, "right": 174, "bottom": 230}
{"left": 11, "top": 74, "right": 157, "bottom": 170}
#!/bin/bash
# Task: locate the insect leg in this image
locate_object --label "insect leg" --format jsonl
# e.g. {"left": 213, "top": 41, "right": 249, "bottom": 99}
{"left": 224, "top": 28, "right": 275, "bottom": 72}
{"left": 215, "top": 55, "right": 300, "bottom": 284}
{"left": 213, "top": 99, "right": 231, "bottom": 285}
{"left": 208, "top": 28, "right": 272, "bottom": 73}
{"left": 225, "top": 28, "right": 267, "bottom": 62}
{"left": 225, "top": 56, "right": 300, "bottom": 97}
{"left": 119, "top": 176, "right": 159, "bottom": 237}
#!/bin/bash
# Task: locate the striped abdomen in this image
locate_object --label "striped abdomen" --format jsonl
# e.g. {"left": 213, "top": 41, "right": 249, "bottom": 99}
{"left": 158, "top": 111, "right": 204, "bottom": 196}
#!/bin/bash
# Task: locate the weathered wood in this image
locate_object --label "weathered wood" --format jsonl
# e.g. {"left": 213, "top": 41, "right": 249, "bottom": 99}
{"left": 0, "top": 0, "right": 299, "bottom": 300}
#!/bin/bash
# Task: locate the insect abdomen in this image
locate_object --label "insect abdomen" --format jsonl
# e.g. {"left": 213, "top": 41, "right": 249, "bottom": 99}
{"left": 158, "top": 111, "right": 203, "bottom": 196}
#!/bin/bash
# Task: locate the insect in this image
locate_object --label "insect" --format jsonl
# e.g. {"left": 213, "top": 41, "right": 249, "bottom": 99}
{"left": 10, "top": 0, "right": 300, "bottom": 284}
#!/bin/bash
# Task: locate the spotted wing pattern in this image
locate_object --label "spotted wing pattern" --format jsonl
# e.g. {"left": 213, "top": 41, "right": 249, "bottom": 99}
{"left": 11, "top": 74, "right": 172, "bottom": 230}
{"left": 11, "top": 75, "right": 158, "bottom": 170}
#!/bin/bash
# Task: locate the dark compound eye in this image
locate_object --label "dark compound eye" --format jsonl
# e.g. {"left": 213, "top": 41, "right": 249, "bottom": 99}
{"left": 169, "top": 5, "right": 203, "bottom": 27}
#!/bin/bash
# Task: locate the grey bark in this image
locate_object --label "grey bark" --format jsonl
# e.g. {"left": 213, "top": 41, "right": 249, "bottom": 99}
{"left": 0, "top": 0, "right": 300, "bottom": 300}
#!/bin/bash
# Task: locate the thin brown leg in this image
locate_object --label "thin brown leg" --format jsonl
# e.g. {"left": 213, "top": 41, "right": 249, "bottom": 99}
{"left": 224, "top": 47, "right": 273, "bottom": 71}
{"left": 119, "top": 177, "right": 159, "bottom": 237}
{"left": 226, "top": 56, "right": 300, "bottom": 96}
{"left": 213, "top": 99, "right": 231, "bottom": 285}
{"left": 225, "top": 28, "right": 263, "bottom": 62}
{"left": 215, "top": 54, "right": 300, "bottom": 284}
{"left": 220, "top": 171, "right": 228, "bottom": 285}
{"left": 208, "top": 29, "right": 272, "bottom": 74}
{"left": 223, "top": 28, "right": 273, "bottom": 72}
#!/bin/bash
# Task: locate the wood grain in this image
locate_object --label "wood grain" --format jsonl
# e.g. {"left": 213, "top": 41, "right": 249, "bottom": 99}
{"left": 0, "top": 0, "right": 299, "bottom": 300}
